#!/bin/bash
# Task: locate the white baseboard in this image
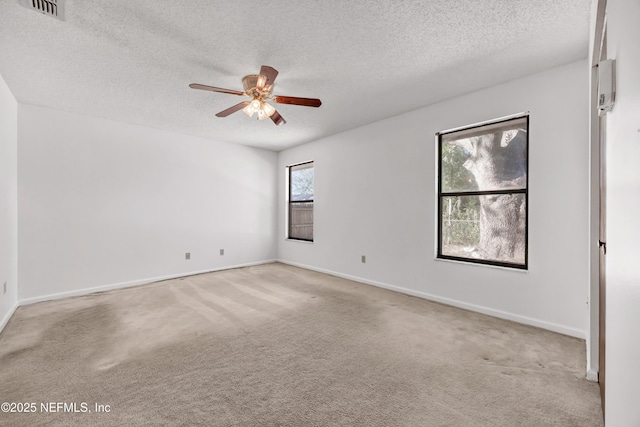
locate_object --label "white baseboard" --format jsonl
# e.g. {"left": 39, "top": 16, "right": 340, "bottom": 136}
{"left": 19, "top": 259, "right": 277, "bottom": 306}
{"left": 0, "top": 302, "right": 19, "bottom": 335}
{"left": 278, "top": 259, "right": 586, "bottom": 339}
{"left": 586, "top": 369, "right": 599, "bottom": 382}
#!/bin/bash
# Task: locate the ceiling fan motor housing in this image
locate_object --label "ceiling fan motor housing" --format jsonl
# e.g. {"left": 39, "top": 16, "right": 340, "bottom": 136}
{"left": 242, "top": 74, "right": 272, "bottom": 98}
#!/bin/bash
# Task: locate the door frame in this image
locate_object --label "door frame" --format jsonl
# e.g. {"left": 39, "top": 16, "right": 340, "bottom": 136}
{"left": 588, "top": 0, "right": 607, "bottom": 418}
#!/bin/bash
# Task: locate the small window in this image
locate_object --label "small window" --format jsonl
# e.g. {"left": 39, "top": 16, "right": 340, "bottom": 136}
{"left": 288, "top": 161, "right": 314, "bottom": 241}
{"left": 437, "top": 115, "right": 528, "bottom": 269}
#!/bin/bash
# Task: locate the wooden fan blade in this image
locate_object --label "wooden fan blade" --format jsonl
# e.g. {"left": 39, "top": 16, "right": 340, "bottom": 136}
{"left": 259, "top": 66, "right": 279, "bottom": 86}
{"left": 273, "top": 96, "right": 322, "bottom": 107}
{"left": 216, "top": 101, "right": 250, "bottom": 117}
{"left": 189, "top": 83, "right": 245, "bottom": 96}
{"left": 270, "top": 110, "right": 286, "bottom": 126}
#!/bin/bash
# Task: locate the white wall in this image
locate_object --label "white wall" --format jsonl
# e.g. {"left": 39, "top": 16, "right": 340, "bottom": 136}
{"left": 0, "top": 73, "right": 18, "bottom": 332}
{"left": 603, "top": 0, "right": 640, "bottom": 424}
{"left": 278, "top": 60, "right": 590, "bottom": 338}
{"left": 18, "top": 105, "right": 277, "bottom": 302}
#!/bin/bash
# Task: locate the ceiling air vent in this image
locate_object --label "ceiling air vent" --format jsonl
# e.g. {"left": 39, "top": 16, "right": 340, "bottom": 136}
{"left": 19, "top": 0, "right": 65, "bottom": 20}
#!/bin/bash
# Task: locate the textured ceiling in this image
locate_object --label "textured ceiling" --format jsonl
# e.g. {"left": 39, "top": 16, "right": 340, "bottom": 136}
{"left": 0, "top": 0, "right": 591, "bottom": 151}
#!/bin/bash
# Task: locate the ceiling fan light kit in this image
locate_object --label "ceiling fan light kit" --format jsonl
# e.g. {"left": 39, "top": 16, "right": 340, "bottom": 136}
{"left": 244, "top": 100, "right": 276, "bottom": 120}
{"left": 190, "top": 65, "right": 321, "bottom": 126}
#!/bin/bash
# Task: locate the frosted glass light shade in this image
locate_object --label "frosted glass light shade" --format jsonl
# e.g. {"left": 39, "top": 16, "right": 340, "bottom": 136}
{"left": 262, "top": 102, "right": 276, "bottom": 117}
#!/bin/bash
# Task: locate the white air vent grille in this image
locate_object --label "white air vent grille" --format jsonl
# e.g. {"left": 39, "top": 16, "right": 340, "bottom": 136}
{"left": 19, "top": 0, "right": 65, "bottom": 20}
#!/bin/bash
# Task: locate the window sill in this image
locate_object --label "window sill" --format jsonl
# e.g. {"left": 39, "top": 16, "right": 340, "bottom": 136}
{"left": 434, "top": 256, "right": 528, "bottom": 272}
{"left": 286, "top": 239, "right": 314, "bottom": 244}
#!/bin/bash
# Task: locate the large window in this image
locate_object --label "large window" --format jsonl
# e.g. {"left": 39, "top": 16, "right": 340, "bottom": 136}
{"left": 288, "top": 161, "right": 314, "bottom": 241}
{"left": 437, "top": 115, "right": 528, "bottom": 269}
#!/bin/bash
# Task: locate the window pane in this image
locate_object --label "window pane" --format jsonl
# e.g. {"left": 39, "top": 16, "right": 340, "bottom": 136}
{"left": 441, "top": 143, "right": 478, "bottom": 193}
{"left": 289, "top": 201, "right": 313, "bottom": 240}
{"left": 440, "top": 195, "right": 481, "bottom": 252}
{"left": 440, "top": 194, "right": 526, "bottom": 265}
{"left": 291, "top": 164, "right": 314, "bottom": 201}
{"left": 441, "top": 121, "right": 527, "bottom": 193}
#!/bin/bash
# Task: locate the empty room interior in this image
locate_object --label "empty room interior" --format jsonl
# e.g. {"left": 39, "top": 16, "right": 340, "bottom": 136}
{"left": 1, "top": 0, "right": 638, "bottom": 425}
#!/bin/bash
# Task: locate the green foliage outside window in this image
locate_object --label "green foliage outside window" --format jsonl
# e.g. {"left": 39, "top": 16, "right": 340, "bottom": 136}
{"left": 441, "top": 144, "right": 480, "bottom": 247}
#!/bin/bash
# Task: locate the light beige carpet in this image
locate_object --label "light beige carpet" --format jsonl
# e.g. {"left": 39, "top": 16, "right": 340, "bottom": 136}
{"left": 0, "top": 263, "right": 603, "bottom": 426}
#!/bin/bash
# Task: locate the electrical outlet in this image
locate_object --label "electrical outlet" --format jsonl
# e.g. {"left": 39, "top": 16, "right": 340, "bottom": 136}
{"left": 220, "top": 249, "right": 224, "bottom": 256}
{"left": 361, "top": 255, "right": 366, "bottom": 264}
{"left": 185, "top": 252, "right": 191, "bottom": 260}
{"left": 3, "top": 281, "right": 6, "bottom": 294}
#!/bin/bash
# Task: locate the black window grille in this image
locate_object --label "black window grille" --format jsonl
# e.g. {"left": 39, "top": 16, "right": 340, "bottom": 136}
{"left": 288, "top": 161, "right": 314, "bottom": 242}
{"left": 437, "top": 115, "right": 529, "bottom": 269}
